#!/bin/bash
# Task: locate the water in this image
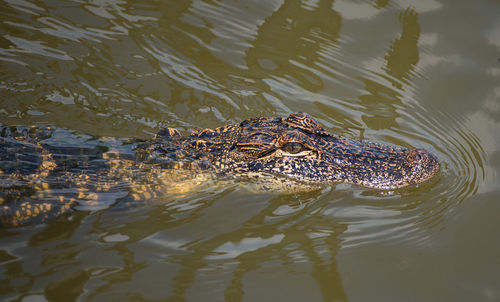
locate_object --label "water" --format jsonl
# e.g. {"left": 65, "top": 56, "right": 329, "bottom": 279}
{"left": 1, "top": 0, "right": 500, "bottom": 301}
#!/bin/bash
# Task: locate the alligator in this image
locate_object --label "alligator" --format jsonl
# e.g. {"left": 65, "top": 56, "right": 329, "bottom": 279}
{"left": 0, "top": 112, "right": 440, "bottom": 226}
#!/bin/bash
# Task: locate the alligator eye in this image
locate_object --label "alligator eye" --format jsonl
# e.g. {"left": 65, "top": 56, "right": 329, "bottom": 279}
{"left": 283, "top": 142, "right": 305, "bottom": 154}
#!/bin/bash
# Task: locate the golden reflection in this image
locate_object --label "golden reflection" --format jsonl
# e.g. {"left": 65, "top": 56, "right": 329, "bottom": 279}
{"left": 223, "top": 203, "right": 347, "bottom": 302}
{"left": 384, "top": 8, "right": 420, "bottom": 86}
{"left": 45, "top": 270, "right": 90, "bottom": 302}
{"left": 374, "top": 0, "right": 390, "bottom": 9}
{"left": 245, "top": 0, "right": 341, "bottom": 92}
{"left": 87, "top": 191, "right": 347, "bottom": 301}
{"left": 358, "top": 8, "right": 421, "bottom": 131}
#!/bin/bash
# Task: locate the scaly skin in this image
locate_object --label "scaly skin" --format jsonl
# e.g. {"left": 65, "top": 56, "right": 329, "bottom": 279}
{"left": 138, "top": 112, "right": 440, "bottom": 189}
{"left": 1, "top": 113, "right": 440, "bottom": 226}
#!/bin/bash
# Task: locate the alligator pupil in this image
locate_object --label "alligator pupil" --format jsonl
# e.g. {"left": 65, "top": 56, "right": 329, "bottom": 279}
{"left": 283, "top": 142, "right": 304, "bottom": 154}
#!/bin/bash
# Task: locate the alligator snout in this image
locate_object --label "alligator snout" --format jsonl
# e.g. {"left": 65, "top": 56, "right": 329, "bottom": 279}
{"left": 406, "top": 148, "right": 440, "bottom": 186}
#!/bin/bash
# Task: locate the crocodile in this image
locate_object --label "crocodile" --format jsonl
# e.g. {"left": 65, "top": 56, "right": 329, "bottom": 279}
{"left": 0, "top": 112, "right": 440, "bottom": 226}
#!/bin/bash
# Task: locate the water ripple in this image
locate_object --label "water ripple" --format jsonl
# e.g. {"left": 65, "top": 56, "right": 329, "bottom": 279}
{"left": 323, "top": 89, "right": 487, "bottom": 248}
{"left": 1, "top": 35, "right": 73, "bottom": 61}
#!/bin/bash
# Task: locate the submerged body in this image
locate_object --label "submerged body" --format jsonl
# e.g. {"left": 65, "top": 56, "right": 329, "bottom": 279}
{"left": 1, "top": 112, "right": 440, "bottom": 225}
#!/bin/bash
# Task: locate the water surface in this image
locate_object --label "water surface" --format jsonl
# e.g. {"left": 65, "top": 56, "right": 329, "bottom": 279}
{"left": 1, "top": 0, "right": 500, "bottom": 301}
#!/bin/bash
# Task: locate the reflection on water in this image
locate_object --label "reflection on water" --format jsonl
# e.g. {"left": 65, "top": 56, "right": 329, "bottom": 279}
{"left": 1, "top": 0, "right": 499, "bottom": 301}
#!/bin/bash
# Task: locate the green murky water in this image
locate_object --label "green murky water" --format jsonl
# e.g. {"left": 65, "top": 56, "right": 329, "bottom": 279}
{"left": 1, "top": 0, "right": 500, "bottom": 301}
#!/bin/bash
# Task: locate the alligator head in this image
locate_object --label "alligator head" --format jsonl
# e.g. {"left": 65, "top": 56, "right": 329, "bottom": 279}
{"left": 146, "top": 112, "right": 440, "bottom": 190}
